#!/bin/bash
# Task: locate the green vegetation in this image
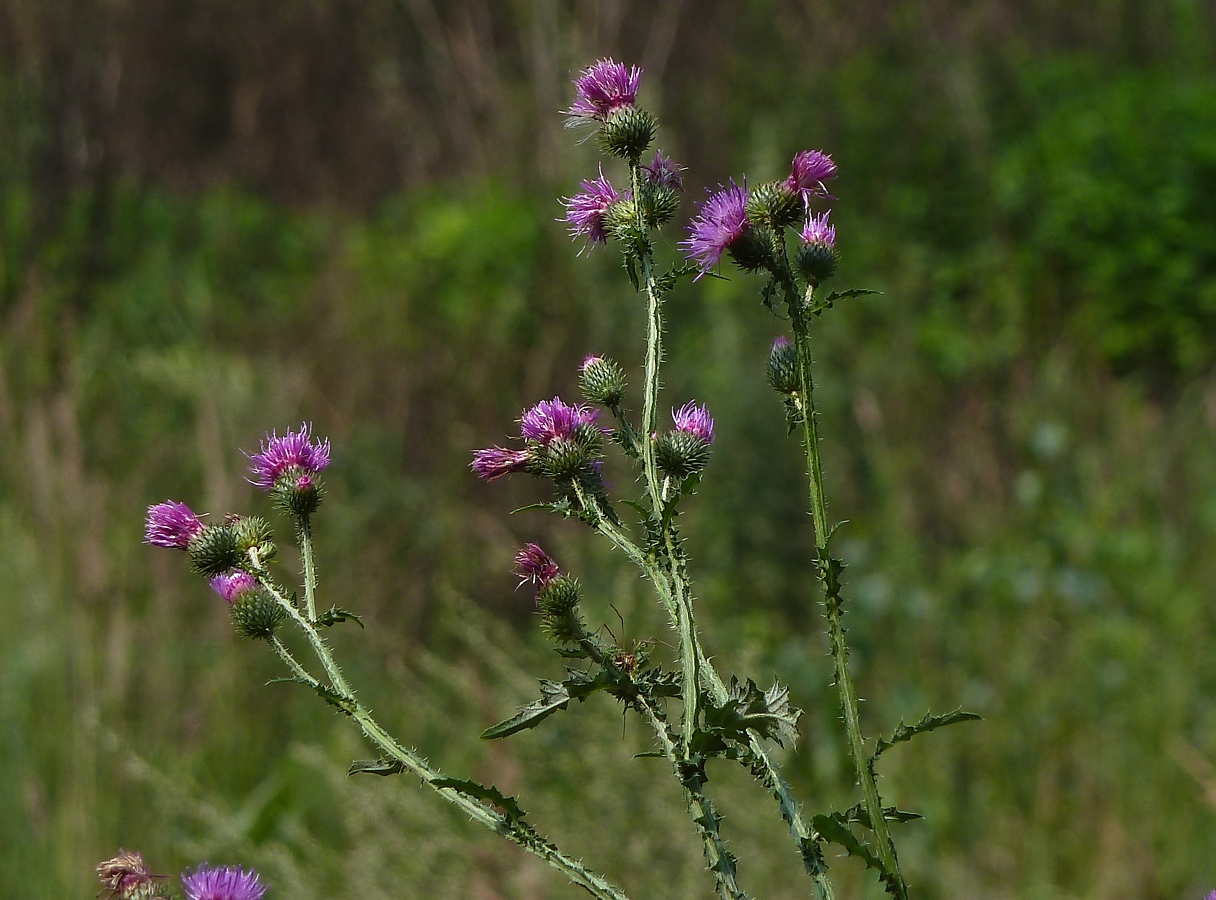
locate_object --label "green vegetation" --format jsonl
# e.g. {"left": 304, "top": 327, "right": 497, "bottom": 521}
{"left": 3, "top": 5, "right": 1216, "bottom": 896}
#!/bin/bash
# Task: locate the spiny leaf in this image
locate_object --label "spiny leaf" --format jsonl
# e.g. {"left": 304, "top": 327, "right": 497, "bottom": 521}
{"left": 511, "top": 499, "right": 575, "bottom": 516}
{"left": 836, "top": 803, "right": 924, "bottom": 830}
{"left": 431, "top": 777, "right": 527, "bottom": 824}
{"left": 654, "top": 261, "right": 699, "bottom": 295}
{"left": 874, "top": 708, "right": 982, "bottom": 759}
{"left": 760, "top": 277, "right": 781, "bottom": 316}
{"left": 316, "top": 606, "right": 364, "bottom": 628}
{"left": 812, "top": 813, "right": 885, "bottom": 873}
{"left": 702, "top": 677, "right": 801, "bottom": 748}
{"left": 348, "top": 759, "right": 405, "bottom": 777}
{"left": 811, "top": 287, "right": 880, "bottom": 316}
{"left": 480, "top": 669, "right": 614, "bottom": 740}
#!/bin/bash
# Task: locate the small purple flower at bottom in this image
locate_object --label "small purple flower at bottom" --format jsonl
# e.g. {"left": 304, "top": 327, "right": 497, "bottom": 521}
{"left": 471, "top": 446, "right": 532, "bottom": 481}
{"left": 785, "top": 149, "right": 837, "bottom": 202}
{"left": 1206, "top": 892, "right": 1216, "bottom": 900}
{"left": 245, "top": 423, "right": 331, "bottom": 490}
{"left": 519, "top": 397, "right": 600, "bottom": 445}
{"left": 642, "top": 150, "right": 685, "bottom": 191}
{"left": 181, "top": 864, "right": 267, "bottom": 900}
{"left": 514, "top": 543, "right": 561, "bottom": 590}
{"left": 562, "top": 168, "right": 621, "bottom": 250}
{"left": 681, "top": 180, "right": 750, "bottom": 278}
{"left": 672, "top": 401, "right": 715, "bottom": 444}
{"left": 800, "top": 211, "right": 836, "bottom": 249}
{"left": 145, "top": 501, "right": 205, "bottom": 549}
{"left": 209, "top": 571, "right": 258, "bottom": 605}
{"left": 565, "top": 57, "right": 641, "bottom": 122}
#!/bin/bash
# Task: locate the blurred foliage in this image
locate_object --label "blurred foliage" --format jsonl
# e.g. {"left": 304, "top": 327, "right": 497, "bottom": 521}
{"left": 2, "top": 1, "right": 1216, "bottom": 898}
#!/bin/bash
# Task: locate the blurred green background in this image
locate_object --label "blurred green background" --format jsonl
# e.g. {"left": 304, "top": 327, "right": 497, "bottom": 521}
{"left": 3, "top": 1, "right": 1216, "bottom": 897}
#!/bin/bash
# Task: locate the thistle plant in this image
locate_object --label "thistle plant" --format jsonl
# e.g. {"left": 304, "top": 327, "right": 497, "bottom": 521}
{"left": 138, "top": 58, "right": 983, "bottom": 898}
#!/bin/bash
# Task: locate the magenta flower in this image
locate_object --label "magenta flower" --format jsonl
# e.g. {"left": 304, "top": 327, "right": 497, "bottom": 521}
{"left": 672, "top": 401, "right": 715, "bottom": 444}
{"left": 519, "top": 397, "right": 600, "bottom": 446}
{"left": 581, "top": 354, "right": 604, "bottom": 370}
{"left": 772, "top": 335, "right": 792, "bottom": 352}
{"left": 144, "top": 501, "right": 205, "bottom": 549}
{"left": 181, "top": 864, "right": 267, "bottom": 900}
{"left": 642, "top": 150, "right": 684, "bottom": 191}
{"left": 800, "top": 211, "right": 836, "bottom": 249}
{"left": 514, "top": 543, "right": 561, "bottom": 589}
{"left": 681, "top": 180, "right": 750, "bottom": 278}
{"left": 470, "top": 446, "right": 532, "bottom": 481}
{"left": 565, "top": 58, "right": 641, "bottom": 122}
{"left": 209, "top": 571, "right": 258, "bottom": 605}
{"left": 562, "top": 167, "right": 621, "bottom": 250}
{"left": 245, "top": 423, "right": 331, "bottom": 490}
{"left": 785, "top": 149, "right": 837, "bottom": 202}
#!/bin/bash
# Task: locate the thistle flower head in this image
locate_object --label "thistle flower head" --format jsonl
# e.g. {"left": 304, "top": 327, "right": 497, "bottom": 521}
{"left": 181, "top": 865, "right": 267, "bottom": 900}
{"left": 562, "top": 167, "right": 621, "bottom": 250}
{"left": 800, "top": 211, "right": 836, "bottom": 249}
{"left": 672, "top": 401, "right": 715, "bottom": 444}
{"left": 514, "top": 543, "right": 561, "bottom": 590}
{"left": 144, "top": 501, "right": 205, "bottom": 549}
{"left": 642, "top": 150, "right": 684, "bottom": 191}
{"left": 245, "top": 423, "right": 331, "bottom": 490}
{"left": 96, "top": 849, "right": 162, "bottom": 898}
{"left": 470, "top": 446, "right": 532, "bottom": 481}
{"left": 209, "top": 571, "right": 258, "bottom": 605}
{"left": 566, "top": 58, "right": 641, "bottom": 122}
{"left": 772, "top": 335, "right": 792, "bottom": 352}
{"left": 785, "top": 149, "right": 837, "bottom": 201}
{"left": 681, "top": 180, "right": 751, "bottom": 278}
{"left": 519, "top": 397, "right": 600, "bottom": 446}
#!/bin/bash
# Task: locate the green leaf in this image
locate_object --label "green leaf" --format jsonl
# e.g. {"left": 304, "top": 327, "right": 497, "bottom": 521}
{"left": 316, "top": 606, "right": 364, "bottom": 628}
{"left": 812, "top": 812, "right": 885, "bottom": 873}
{"left": 480, "top": 669, "right": 614, "bottom": 740}
{"left": 267, "top": 676, "right": 356, "bottom": 714}
{"left": 511, "top": 498, "right": 576, "bottom": 517}
{"left": 836, "top": 803, "right": 923, "bottom": 829}
{"left": 761, "top": 276, "right": 781, "bottom": 316}
{"left": 873, "top": 708, "right": 982, "bottom": 759}
{"left": 811, "top": 287, "right": 880, "bottom": 316}
{"left": 702, "top": 677, "right": 801, "bottom": 748}
{"left": 431, "top": 777, "right": 527, "bottom": 825}
{"left": 348, "top": 759, "right": 405, "bottom": 777}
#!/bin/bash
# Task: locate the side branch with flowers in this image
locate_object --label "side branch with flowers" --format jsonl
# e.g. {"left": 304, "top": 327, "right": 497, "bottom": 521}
{"left": 125, "top": 58, "right": 979, "bottom": 900}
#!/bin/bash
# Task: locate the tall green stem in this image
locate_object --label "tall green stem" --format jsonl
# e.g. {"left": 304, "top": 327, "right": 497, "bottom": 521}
{"left": 299, "top": 514, "right": 318, "bottom": 622}
{"left": 786, "top": 276, "right": 906, "bottom": 898}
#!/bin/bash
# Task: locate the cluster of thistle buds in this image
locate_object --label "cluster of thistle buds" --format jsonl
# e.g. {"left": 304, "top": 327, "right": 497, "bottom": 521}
{"left": 143, "top": 423, "right": 331, "bottom": 643}
{"left": 96, "top": 849, "right": 265, "bottom": 900}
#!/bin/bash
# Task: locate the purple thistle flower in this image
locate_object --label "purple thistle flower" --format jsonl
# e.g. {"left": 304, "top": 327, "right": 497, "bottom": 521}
{"left": 209, "top": 571, "right": 258, "bottom": 605}
{"left": 514, "top": 543, "right": 561, "bottom": 590}
{"left": 581, "top": 354, "right": 604, "bottom": 370}
{"left": 772, "top": 335, "right": 792, "bottom": 352}
{"left": 800, "top": 211, "right": 836, "bottom": 249}
{"left": 245, "top": 423, "right": 331, "bottom": 490}
{"left": 785, "top": 149, "right": 837, "bottom": 201}
{"left": 561, "top": 167, "right": 621, "bottom": 250}
{"left": 181, "top": 864, "right": 267, "bottom": 900}
{"left": 144, "top": 501, "right": 205, "bottom": 549}
{"left": 471, "top": 446, "right": 532, "bottom": 481}
{"left": 672, "top": 401, "right": 715, "bottom": 444}
{"left": 642, "top": 150, "right": 685, "bottom": 191}
{"left": 565, "top": 58, "right": 641, "bottom": 122}
{"left": 680, "top": 180, "right": 750, "bottom": 278}
{"left": 519, "top": 397, "right": 600, "bottom": 446}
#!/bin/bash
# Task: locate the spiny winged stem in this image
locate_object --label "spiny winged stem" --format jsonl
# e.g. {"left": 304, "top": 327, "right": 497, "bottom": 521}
{"left": 776, "top": 243, "right": 907, "bottom": 897}
{"left": 249, "top": 546, "right": 633, "bottom": 900}
{"left": 630, "top": 159, "right": 701, "bottom": 758}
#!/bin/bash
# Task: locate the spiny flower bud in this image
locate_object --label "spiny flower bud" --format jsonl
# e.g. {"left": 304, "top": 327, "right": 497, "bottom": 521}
{"left": 746, "top": 180, "right": 802, "bottom": 230}
{"left": 656, "top": 401, "right": 715, "bottom": 479}
{"left": 767, "top": 336, "right": 800, "bottom": 395}
{"left": 536, "top": 575, "right": 585, "bottom": 644}
{"left": 639, "top": 181, "right": 680, "bottom": 230}
{"left": 271, "top": 471, "right": 323, "bottom": 517}
{"left": 602, "top": 197, "right": 647, "bottom": 252}
{"left": 579, "top": 355, "right": 627, "bottom": 409}
{"left": 229, "top": 514, "right": 276, "bottom": 562}
{"left": 598, "top": 106, "right": 658, "bottom": 162}
{"left": 795, "top": 211, "right": 838, "bottom": 285}
{"left": 231, "top": 589, "right": 286, "bottom": 641}
{"left": 542, "top": 436, "right": 593, "bottom": 480}
{"left": 188, "top": 523, "right": 242, "bottom": 577}
{"left": 727, "top": 227, "right": 775, "bottom": 274}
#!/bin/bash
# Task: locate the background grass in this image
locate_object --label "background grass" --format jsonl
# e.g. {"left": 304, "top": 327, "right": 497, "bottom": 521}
{"left": 2, "top": 1, "right": 1216, "bottom": 897}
